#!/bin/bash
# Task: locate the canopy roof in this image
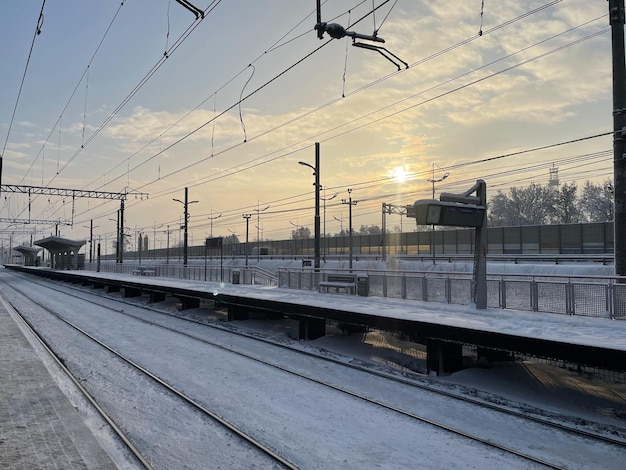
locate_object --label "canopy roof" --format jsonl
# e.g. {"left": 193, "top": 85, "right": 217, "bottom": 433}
{"left": 34, "top": 236, "right": 85, "bottom": 253}
{"left": 14, "top": 246, "right": 42, "bottom": 255}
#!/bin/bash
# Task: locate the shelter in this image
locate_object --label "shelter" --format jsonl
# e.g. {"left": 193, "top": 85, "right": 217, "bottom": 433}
{"left": 13, "top": 246, "right": 42, "bottom": 266}
{"left": 34, "top": 236, "right": 86, "bottom": 270}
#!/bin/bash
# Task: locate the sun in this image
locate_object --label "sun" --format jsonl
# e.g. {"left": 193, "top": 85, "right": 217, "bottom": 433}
{"left": 389, "top": 166, "right": 409, "bottom": 183}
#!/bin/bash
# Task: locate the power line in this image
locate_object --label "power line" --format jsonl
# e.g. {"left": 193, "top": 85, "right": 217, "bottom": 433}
{"left": 1, "top": 0, "right": 46, "bottom": 161}
{"left": 17, "top": 0, "right": 127, "bottom": 186}
{"left": 101, "top": 13, "right": 609, "bottom": 203}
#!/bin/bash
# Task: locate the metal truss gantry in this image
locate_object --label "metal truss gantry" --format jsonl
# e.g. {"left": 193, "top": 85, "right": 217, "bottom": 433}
{"left": 1, "top": 184, "right": 148, "bottom": 263}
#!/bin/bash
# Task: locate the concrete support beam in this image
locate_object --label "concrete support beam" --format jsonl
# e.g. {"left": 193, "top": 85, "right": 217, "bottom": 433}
{"left": 179, "top": 296, "right": 200, "bottom": 310}
{"left": 106, "top": 284, "right": 120, "bottom": 293}
{"left": 227, "top": 305, "right": 249, "bottom": 321}
{"left": 149, "top": 291, "right": 167, "bottom": 303}
{"left": 477, "top": 347, "right": 513, "bottom": 365}
{"left": 298, "top": 317, "right": 326, "bottom": 340}
{"left": 427, "top": 340, "right": 463, "bottom": 376}
{"left": 123, "top": 287, "right": 142, "bottom": 298}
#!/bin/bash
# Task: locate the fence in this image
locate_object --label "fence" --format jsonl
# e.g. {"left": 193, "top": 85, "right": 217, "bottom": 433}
{"left": 109, "top": 222, "right": 614, "bottom": 262}
{"left": 94, "top": 262, "right": 278, "bottom": 286}
{"left": 277, "top": 268, "right": 626, "bottom": 320}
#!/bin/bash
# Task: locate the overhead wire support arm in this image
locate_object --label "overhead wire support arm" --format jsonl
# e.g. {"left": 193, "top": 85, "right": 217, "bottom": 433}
{"left": 0, "top": 218, "right": 71, "bottom": 226}
{"left": 314, "top": 0, "right": 407, "bottom": 71}
{"left": 174, "top": 0, "right": 204, "bottom": 19}
{"left": 352, "top": 41, "right": 408, "bottom": 71}
{"left": 0, "top": 184, "right": 144, "bottom": 201}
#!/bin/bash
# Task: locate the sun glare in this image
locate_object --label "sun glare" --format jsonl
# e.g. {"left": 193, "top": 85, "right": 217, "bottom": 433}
{"left": 390, "top": 166, "right": 409, "bottom": 183}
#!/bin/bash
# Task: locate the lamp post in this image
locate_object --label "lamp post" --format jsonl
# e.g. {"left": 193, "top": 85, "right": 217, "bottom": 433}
{"left": 243, "top": 214, "right": 251, "bottom": 266}
{"left": 173, "top": 187, "right": 198, "bottom": 267}
{"left": 427, "top": 163, "right": 450, "bottom": 265}
{"left": 137, "top": 230, "right": 144, "bottom": 265}
{"left": 321, "top": 187, "right": 337, "bottom": 261}
{"left": 83, "top": 220, "right": 98, "bottom": 264}
{"left": 298, "top": 142, "right": 321, "bottom": 270}
{"left": 152, "top": 222, "right": 163, "bottom": 260}
{"left": 341, "top": 189, "right": 358, "bottom": 271}
{"left": 254, "top": 201, "right": 269, "bottom": 260}
{"left": 108, "top": 216, "right": 119, "bottom": 263}
{"left": 207, "top": 210, "right": 222, "bottom": 237}
{"left": 164, "top": 225, "right": 170, "bottom": 264}
{"left": 289, "top": 220, "right": 299, "bottom": 256}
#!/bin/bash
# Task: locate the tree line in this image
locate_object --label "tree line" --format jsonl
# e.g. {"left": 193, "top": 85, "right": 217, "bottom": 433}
{"left": 488, "top": 179, "right": 614, "bottom": 226}
{"left": 289, "top": 179, "right": 615, "bottom": 239}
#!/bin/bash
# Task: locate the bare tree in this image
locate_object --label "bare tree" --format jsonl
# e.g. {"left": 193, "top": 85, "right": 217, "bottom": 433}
{"left": 579, "top": 179, "right": 614, "bottom": 222}
{"left": 554, "top": 182, "right": 579, "bottom": 224}
{"left": 291, "top": 226, "right": 311, "bottom": 240}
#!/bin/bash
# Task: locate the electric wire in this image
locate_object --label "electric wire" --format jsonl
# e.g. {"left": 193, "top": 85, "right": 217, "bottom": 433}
{"left": 122, "top": 20, "right": 609, "bottom": 204}
{"left": 10, "top": 3, "right": 612, "bottom": 239}
{"left": 17, "top": 0, "right": 126, "bottom": 186}
{"left": 76, "top": 0, "right": 570, "bottom": 201}
{"left": 1, "top": 0, "right": 46, "bottom": 161}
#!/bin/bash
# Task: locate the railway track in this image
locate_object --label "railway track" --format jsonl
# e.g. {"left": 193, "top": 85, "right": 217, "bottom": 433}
{"left": 2, "top": 285, "right": 298, "bottom": 469}
{"left": 2, "top": 270, "right": 625, "bottom": 469}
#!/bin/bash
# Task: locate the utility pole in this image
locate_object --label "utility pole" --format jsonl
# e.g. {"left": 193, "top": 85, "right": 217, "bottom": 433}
{"left": 610, "top": 0, "right": 626, "bottom": 277}
{"left": 298, "top": 142, "right": 321, "bottom": 270}
{"left": 119, "top": 199, "right": 125, "bottom": 263}
{"left": 173, "top": 187, "right": 199, "bottom": 267}
{"left": 243, "top": 214, "right": 251, "bottom": 266}
{"left": 341, "top": 189, "right": 358, "bottom": 271}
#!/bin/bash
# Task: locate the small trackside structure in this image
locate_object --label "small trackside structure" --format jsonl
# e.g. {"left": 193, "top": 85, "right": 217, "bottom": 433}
{"left": 408, "top": 179, "right": 488, "bottom": 310}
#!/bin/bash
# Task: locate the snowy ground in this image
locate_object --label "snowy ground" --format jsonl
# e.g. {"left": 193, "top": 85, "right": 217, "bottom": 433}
{"left": 3, "top": 265, "right": 626, "bottom": 469}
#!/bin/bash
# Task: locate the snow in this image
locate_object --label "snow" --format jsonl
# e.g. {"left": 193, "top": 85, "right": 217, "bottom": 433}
{"left": 3, "top": 264, "right": 626, "bottom": 469}
{"left": 86, "top": 260, "right": 626, "bottom": 351}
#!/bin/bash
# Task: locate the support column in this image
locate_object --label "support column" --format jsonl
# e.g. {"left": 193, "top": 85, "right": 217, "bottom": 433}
{"left": 298, "top": 317, "right": 326, "bottom": 340}
{"left": 427, "top": 340, "right": 463, "bottom": 375}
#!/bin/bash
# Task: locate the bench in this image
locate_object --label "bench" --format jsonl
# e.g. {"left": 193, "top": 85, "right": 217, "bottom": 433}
{"left": 319, "top": 273, "right": 357, "bottom": 295}
{"left": 132, "top": 266, "right": 156, "bottom": 276}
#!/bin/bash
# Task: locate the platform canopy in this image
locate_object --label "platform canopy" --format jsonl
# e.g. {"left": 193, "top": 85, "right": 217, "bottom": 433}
{"left": 34, "top": 236, "right": 86, "bottom": 270}
{"left": 13, "top": 246, "right": 42, "bottom": 266}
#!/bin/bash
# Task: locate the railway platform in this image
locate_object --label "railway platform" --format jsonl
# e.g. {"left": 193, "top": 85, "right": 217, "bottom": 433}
{"left": 0, "top": 298, "right": 116, "bottom": 470}
{"left": 6, "top": 264, "right": 626, "bottom": 374}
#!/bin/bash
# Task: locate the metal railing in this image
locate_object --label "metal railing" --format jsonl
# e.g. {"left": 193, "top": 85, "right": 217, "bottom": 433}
{"left": 90, "top": 262, "right": 278, "bottom": 286}
{"left": 277, "top": 268, "right": 626, "bottom": 320}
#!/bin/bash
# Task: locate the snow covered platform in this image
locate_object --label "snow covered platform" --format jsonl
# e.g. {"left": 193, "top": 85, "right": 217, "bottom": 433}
{"left": 7, "top": 265, "right": 626, "bottom": 374}
{"left": 0, "top": 297, "right": 116, "bottom": 469}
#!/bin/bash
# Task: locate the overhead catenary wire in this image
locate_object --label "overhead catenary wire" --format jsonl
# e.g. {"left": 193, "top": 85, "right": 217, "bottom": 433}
{"left": 72, "top": 0, "right": 570, "bottom": 200}
{"left": 17, "top": 0, "right": 127, "bottom": 186}
{"left": 13, "top": 1, "right": 608, "bottom": 239}
{"left": 113, "top": 18, "right": 610, "bottom": 204}
{"left": 2, "top": 0, "right": 46, "bottom": 162}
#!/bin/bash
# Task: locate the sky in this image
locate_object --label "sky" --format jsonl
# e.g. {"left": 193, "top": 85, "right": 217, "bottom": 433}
{"left": 0, "top": 0, "right": 617, "bottom": 250}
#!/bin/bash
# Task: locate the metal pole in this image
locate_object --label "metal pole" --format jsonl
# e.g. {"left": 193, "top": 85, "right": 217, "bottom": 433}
{"left": 342, "top": 189, "right": 357, "bottom": 271}
{"left": 432, "top": 165, "right": 436, "bottom": 266}
{"left": 348, "top": 191, "right": 353, "bottom": 271}
{"left": 138, "top": 232, "right": 143, "bottom": 265}
{"left": 183, "top": 187, "right": 189, "bottom": 266}
{"left": 89, "top": 219, "right": 93, "bottom": 263}
{"left": 116, "top": 209, "right": 120, "bottom": 264}
{"left": 314, "top": 142, "right": 321, "bottom": 271}
{"left": 119, "top": 199, "right": 125, "bottom": 263}
{"left": 382, "top": 203, "right": 387, "bottom": 262}
{"left": 473, "top": 180, "right": 488, "bottom": 309}
{"left": 243, "top": 214, "right": 251, "bottom": 266}
{"left": 610, "top": 0, "right": 626, "bottom": 276}
{"left": 166, "top": 226, "right": 170, "bottom": 264}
